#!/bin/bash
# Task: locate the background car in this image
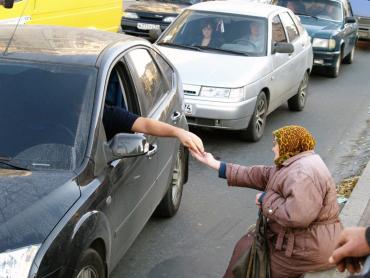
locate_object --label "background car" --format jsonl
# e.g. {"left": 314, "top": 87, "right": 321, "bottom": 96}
{"left": 274, "top": 0, "right": 358, "bottom": 77}
{"left": 348, "top": 0, "right": 370, "bottom": 41}
{"left": 156, "top": 1, "right": 313, "bottom": 142}
{"left": 121, "top": 0, "right": 203, "bottom": 41}
{"left": 0, "top": 25, "right": 188, "bottom": 278}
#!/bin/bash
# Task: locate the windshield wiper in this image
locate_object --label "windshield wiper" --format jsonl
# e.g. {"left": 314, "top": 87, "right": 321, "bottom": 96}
{"left": 157, "top": 42, "right": 203, "bottom": 51}
{"left": 0, "top": 156, "right": 31, "bottom": 171}
{"left": 195, "top": 45, "right": 249, "bottom": 56}
{"left": 295, "top": 13, "right": 319, "bottom": 20}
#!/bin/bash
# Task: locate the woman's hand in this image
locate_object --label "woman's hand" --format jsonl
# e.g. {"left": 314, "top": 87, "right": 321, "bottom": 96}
{"left": 190, "top": 151, "right": 221, "bottom": 171}
{"left": 255, "top": 193, "right": 263, "bottom": 209}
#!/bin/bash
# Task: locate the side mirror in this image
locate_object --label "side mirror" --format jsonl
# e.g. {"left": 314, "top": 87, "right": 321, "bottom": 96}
{"left": 272, "top": 42, "right": 294, "bottom": 54}
{"left": 345, "top": 16, "right": 357, "bottom": 24}
{"left": 1, "top": 0, "right": 15, "bottom": 8}
{"left": 149, "top": 29, "right": 162, "bottom": 42}
{"left": 104, "top": 133, "right": 149, "bottom": 163}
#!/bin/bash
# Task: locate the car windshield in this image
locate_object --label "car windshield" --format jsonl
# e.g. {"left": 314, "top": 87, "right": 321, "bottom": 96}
{"left": 277, "top": 0, "right": 343, "bottom": 22}
{"left": 157, "top": 10, "right": 268, "bottom": 56}
{"left": 0, "top": 61, "right": 97, "bottom": 171}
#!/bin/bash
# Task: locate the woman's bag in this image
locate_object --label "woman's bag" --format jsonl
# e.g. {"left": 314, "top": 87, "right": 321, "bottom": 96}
{"left": 231, "top": 211, "right": 271, "bottom": 278}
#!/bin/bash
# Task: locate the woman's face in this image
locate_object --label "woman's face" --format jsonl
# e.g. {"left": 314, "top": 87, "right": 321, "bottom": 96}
{"left": 272, "top": 138, "right": 280, "bottom": 160}
{"left": 202, "top": 24, "right": 213, "bottom": 39}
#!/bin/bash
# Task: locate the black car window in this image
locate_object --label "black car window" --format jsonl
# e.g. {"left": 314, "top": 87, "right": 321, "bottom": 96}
{"left": 279, "top": 12, "right": 300, "bottom": 42}
{"left": 0, "top": 61, "right": 97, "bottom": 170}
{"left": 125, "top": 48, "right": 169, "bottom": 116}
{"left": 272, "top": 15, "right": 288, "bottom": 43}
{"left": 151, "top": 49, "right": 175, "bottom": 90}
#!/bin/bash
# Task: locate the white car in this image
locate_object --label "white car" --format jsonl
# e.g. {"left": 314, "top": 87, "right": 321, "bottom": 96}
{"left": 156, "top": 1, "right": 313, "bottom": 141}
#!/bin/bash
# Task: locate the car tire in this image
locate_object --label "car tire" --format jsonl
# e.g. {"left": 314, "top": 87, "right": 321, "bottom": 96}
{"left": 288, "top": 72, "right": 309, "bottom": 111}
{"left": 240, "top": 91, "right": 267, "bottom": 142}
{"left": 154, "top": 146, "right": 185, "bottom": 218}
{"left": 74, "top": 249, "right": 105, "bottom": 278}
{"left": 343, "top": 47, "right": 355, "bottom": 64}
{"left": 327, "top": 51, "right": 341, "bottom": 78}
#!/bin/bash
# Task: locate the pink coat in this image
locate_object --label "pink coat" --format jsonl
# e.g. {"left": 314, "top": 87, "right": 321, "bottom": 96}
{"left": 226, "top": 151, "right": 342, "bottom": 278}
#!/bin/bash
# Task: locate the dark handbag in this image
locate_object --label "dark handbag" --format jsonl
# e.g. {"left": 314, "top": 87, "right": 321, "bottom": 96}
{"left": 232, "top": 211, "right": 271, "bottom": 278}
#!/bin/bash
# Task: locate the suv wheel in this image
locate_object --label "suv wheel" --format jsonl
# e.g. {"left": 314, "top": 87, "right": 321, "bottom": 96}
{"left": 288, "top": 72, "right": 309, "bottom": 111}
{"left": 327, "top": 51, "right": 341, "bottom": 78}
{"left": 343, "top": 47, "right": 355, "bottom": 64}
{"left": 154, "top": 146, "right": 185, "bottom": 217}
{"left": 75, "top": 249, "right": 105, "bottom": 278}
{"left": 240, "top": 91, "right": 267, "bottom": 142}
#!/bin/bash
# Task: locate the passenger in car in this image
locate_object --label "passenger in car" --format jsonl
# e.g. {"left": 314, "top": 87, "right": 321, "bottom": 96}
{"left": 190, "top": 125, "right": 342, "bottom": 278}
{"left": 103, "top": 104, "right": 204, "bottom": 155}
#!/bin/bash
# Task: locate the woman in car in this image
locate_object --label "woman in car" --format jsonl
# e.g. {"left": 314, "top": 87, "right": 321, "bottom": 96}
{"left": 191, "top": 125, "right": 342, "bottom": 278}
{"left": 193, "top": 19, "right": 223, "bottom": 48}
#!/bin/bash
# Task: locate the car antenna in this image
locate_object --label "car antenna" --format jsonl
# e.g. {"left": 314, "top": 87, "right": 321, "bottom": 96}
{"left": 3, "top": 0, "right": 31, "bottom": 56}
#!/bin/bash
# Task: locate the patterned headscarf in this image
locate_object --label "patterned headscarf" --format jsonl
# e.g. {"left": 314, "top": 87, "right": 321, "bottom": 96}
{"left": 273, "top": 125, "right": 316, "bottom": 166}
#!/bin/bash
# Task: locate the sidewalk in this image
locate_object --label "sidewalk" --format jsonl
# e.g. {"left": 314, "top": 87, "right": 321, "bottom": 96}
{"left": 305, "top": 159, "right": 370, "bottom": 278}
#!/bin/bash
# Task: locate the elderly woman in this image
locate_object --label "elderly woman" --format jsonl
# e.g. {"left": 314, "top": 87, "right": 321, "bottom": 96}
{"left": 191, "top": 125, "right": 342, "bottom": 278}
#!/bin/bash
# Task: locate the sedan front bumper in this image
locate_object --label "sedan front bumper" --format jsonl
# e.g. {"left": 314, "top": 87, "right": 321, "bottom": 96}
{"left": 183, "top": 96, "right": 257, "bottom": 130}
{"left": 312, "top": 49, "right": 341, "bottom": 67}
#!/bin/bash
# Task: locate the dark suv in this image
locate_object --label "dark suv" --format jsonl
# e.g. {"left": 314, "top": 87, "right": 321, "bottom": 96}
{"left": 122, "top": 0, "right": 203, "bottom": 41}
{"left": 0, "top": 25, "right": 188, "bottom": 278}
{"left": 275, "top": 0, "right": 358, "bottom": 77}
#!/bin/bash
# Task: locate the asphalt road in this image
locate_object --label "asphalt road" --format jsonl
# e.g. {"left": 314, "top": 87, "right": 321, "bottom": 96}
{"left": 111, "top": 42, "right": 370, "bottom": 278}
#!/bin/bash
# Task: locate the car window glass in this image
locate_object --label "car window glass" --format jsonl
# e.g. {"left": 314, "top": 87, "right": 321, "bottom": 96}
{"left": 279, "top": 12, "right": 299, "bottom": 42}
{"left": 126, "top": 48, "right": 169, "bottom": 115}
{"left": 272, "top": 15, "right": 288, "bottom": 43}
{"left": 158, "top": 10, "right": 268, "bottom": 56}
{"left": 151, "top": 50, "right": 174, "bottom": 89}
{"left": 0, "top": 62, "right": 96, "bottom": 170}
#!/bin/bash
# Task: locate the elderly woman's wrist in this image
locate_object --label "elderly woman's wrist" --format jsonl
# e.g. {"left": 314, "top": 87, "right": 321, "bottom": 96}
{"left": 218, "top": 161, "right": 227, "bottom": 178}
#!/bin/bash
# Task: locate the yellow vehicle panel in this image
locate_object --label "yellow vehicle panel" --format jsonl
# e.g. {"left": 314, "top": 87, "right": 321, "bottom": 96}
{"left": 0, "top": 0, "right": 121, "bottom": 32}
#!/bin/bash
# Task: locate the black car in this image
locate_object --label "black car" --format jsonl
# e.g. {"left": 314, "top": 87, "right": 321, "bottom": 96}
{"left": 0, "top": 25, "right": 188, "bottom": 277}
{"left": 121, "top": 0, "right": 203, "bottom": 41}
{"left": 275, "top": 0, "right": 358, "bottom": 77}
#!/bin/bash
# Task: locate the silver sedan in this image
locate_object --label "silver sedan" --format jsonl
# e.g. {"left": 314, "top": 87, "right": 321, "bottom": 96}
{"left": 156, "top": 1, "right": 313, "bottom": 141}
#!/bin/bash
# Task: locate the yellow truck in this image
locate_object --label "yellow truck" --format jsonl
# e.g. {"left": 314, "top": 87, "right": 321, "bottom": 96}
{"left": 0, "top": 0, "right": 122, "bottom": 32}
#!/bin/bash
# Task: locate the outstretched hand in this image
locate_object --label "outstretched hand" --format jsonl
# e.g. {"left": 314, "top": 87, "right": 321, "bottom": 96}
{"left": 176, "top": 129, "right": 204, "bottom": 155}
{"left": 190, "top": 151, "right": 220, "bottom": 170}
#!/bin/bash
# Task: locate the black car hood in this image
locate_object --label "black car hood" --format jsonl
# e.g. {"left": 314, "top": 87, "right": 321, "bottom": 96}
{"left": 126, "top": 1, "right": 188, "bottom": 15}
{"left": 0, "top": 170, "right": 80, "bottom": 252}
{"left": 300, "top": 17, "right": 341, "bottom": 37}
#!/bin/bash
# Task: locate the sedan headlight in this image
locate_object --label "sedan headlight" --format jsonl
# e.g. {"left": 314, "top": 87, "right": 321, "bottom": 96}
{"left": 312, "top": 38, "right": 336, "bottom": 49}
{"left": 0, "top": 245, "right": 40, "bottom": 278}
{"left": 163, "top": 16, "right": 176, "bottom": 23}
{"left": 199, "top": 86, "right": 245, "bottom": 102}
{"left": 124, "top": 12, "right": 139, "bottom": 19}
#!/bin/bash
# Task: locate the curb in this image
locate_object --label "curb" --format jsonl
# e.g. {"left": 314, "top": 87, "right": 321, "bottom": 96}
{"left": 305, "top": 159, "right": 370, "bottom": 277}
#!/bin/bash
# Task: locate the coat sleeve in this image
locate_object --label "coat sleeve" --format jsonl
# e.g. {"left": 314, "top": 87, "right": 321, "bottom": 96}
{"left": 261, "top": 170, "right": 323, "bottom": 228}
{"left": 226, "top": 163, "right": 274, "bottom": 191}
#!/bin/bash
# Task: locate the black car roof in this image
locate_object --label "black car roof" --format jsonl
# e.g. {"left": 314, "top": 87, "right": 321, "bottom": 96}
{"left": 0, "top": 25, "right": 143, "bottom": 66}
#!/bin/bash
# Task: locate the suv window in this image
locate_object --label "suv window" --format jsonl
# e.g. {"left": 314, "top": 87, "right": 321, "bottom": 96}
{"left": 279, "top": 12, "right": 299, "bottom": 42}
{"left": 126, "top": 48, "right": 169, "bottom": 115}
{"left": 151, "top": 50, "right": 175, "bottom": 89}
{"left": 272, "top": 15, "right": 287, "bottom": 43}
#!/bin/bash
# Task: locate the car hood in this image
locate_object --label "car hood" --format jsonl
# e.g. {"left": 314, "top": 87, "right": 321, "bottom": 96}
{"left": 126, "top": 1, "right": 187, "bottom": 15}
{"left": 0, "top": 170, "right": 80, "bottom": 251}
{"left": 300, "top": 17, "right": 341, "bottom": 37}
{"left": 157, "top": 46, "right": 271, "bottom": 87}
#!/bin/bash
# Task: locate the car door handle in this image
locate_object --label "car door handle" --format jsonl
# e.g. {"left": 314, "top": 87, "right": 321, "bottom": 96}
{"left": 171, "top": 111, "right": 181, "bottom": 123}
{"left": 146, "top": 144, "right": 157, "bottom": 158}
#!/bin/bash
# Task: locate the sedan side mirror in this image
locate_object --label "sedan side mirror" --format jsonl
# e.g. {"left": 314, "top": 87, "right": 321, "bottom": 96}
{"left": 1, "top": 0, "right": 15, "bottom": 8}
{"left": 345, "top": 16, "right": 357, "bottom": 24}
{"left": 149, "top": 29, "right": 162, "bottom": 42}
{"left": 104, "top": 133, "right": 149, "bottom": 163}
{"left": 272, "top": 42, "right": 294, "bottom": 54}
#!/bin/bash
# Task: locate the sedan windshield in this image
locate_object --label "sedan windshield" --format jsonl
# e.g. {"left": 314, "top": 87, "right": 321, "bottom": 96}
{"left": 157, "top": 10, "right": 268, "bottom": 56}
{"left": 0, "top": 61, "right": 97, "bottom": 171}
{"left": 277, "top": 0, "right": 343, "bottom": 22}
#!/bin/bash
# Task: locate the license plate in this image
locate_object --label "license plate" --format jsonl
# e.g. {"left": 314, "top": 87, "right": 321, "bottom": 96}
{"left": 183, "top": 103, "right": 193, "bottom": 115}
{"left": 137, "top": 22, "right": 160, "bottom": 30}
